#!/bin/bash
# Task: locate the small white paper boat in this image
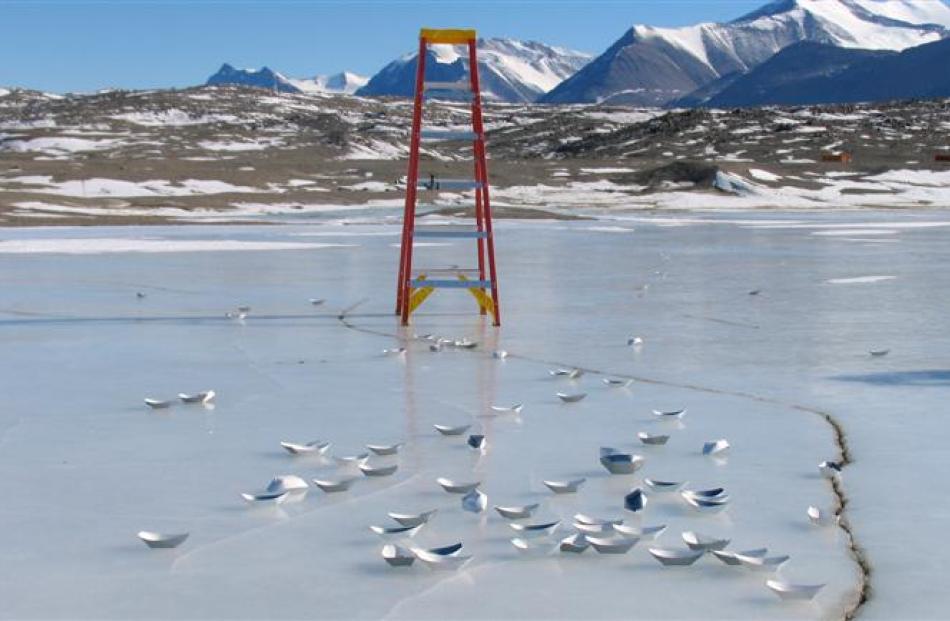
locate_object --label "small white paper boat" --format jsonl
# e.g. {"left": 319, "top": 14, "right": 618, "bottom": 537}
{"left": 682, "top": 487, "right": 727, "bottom": 500}
{"left": 137, "top": 531, "right": 188, "bottom": 549}
{"left": 550, "top": 368, "right": 583, "bottom": 378}
{"left": 490, "top": 403, "right": 523, "bottom": 414}
{"left": 574, "top": 522, "right": 614, "bottom": 535}
{"left": 682, "top": 531, "right": 730, "bottom": 552}
{"left": 360, "top": 462, "right": 398, "bottom": 477}
{"left": 613, "top": 523, "right": 666, "bottom": 540}
{"left": 653, "top": 408, "right": 686, "bottom": 418}
{"left": 437, "top": 478, "right": 480, "bottom": 494}
{"left": 366, "top": 442, "right": 403, "bottom": 456}
{"left": 869, "top": 349, "right": 890, "bottom": 357}
{"left": 543, "top": 478, "right": 586, "bottom": 494}
{"left": 312, "top": 477, "right": 357, "bottom": 493}
{"left": 241, "top": 490, "right": 288, "bottom": 504}
{"left": 495, "top": 503, "right": 540, "bottom": 520}
{"left": 144, "top": 398, "right": 173, "bottom": 409}
{"left": 702, "top": 439, "right": 730, "bottom": 456}
{"left": 603, "top": 378, "right": 633, "bottom": 387}
{"left": 280, "top": 440, "right": 330, "bottom": 455}
{"left": 574, "top": 513, "right": 622, "bottom": 526}
{"left": 453, "top": 339, "right": 478, "bottom": 349}
{"left": 511, "top": 537, "right": 557, "bottom": 555}
{"left": 682, "top": 494, "right": 730, "bottom": 513}
{"left": 711, "top": 548, "right": 767, "bottom": 566}
{"left": 587, "top": 536, "right": 638, "bottom": 554}
{"left": 309, "top": 298, "right": 325, "bottom": 306}
{"left": 766, "top": 580, "right": 826, "bottom": 601}
{"left": 510, "top": 520, "right": 560, "bottom": 538}
{"left": 334, "top": 452, "right": 370, "bottom": 466}
{"left": 559, "top": 533, "right": 590, "bottom": 553}
{"left": 266, "top": 475, "right": 308, "bottom": 493}
{"left": 461, "top": 489, "right": 488, "bottom": 513}
{"left": 624, "top": 488, "right": 648, "bottom": 513}
{"left": 557, "top": 392, "right": 587, "bottom": 403}
{"left": 638, "top": 432, "right": 670, "bottom": 446}
{"left": 819, "top": 461, "right": 843, "bottom": 478}
{"left": 370, "top": 524, "right": 422, "bottom": 540}
{"left": 388, "top": 509, "right": 438, "bottom": 528}
{"left": 434, "top": 423, "right": 471, "bottom": 436}
{"left": 600, "top": 453, "right": 645, "bottom": 475}
{"left": 413, "top": 549, "right": 473, "bottom": 571}
{"left": 492, "top": 350, "right": 509, "bottom": 359}
{"left": 644, "top": 478, "right": 686, "bottom": 493}
{"left": 382, "top": 544, "right": 415, "bottom": 567}
{"left": 627, "top": 336, "right": 644, "bottom": 346}
{"left": 426, "top": 543, "right": 463, "bottom": 556}
{"left": 648, "top": 547, "right": 704, "bottom": 566}
{"left": 178, "top": 390, "right": 215, "bottom": 404}
{"left": 382, "top": 348, "right": 406, "bottom": 355}
{"left": 736, "top": 553, "right": 790, "bottom": 572}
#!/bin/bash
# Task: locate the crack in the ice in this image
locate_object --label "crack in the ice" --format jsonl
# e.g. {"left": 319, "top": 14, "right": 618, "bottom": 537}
{"left": 336, "top": 310, "right": 870, "bottom": 620}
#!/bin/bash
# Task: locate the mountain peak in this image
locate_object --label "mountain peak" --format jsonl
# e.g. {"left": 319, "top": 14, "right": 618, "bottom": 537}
{"left": 542, "top": 0, "right": 950, "bottom": 105}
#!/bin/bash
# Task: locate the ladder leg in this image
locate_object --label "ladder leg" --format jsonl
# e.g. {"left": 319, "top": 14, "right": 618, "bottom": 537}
{"left": 473, "top": 159, "right": 487, "bottom": 315}
{"left": 468, "top": 39, "right": 500, "bottom": 326}
{"left": 397, "top": 36, "right": 428, "bottom": 319}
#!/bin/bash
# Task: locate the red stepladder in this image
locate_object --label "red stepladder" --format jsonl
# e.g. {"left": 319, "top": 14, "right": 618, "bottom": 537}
{"left": 395, "top": 28, "right": 501, "bottom": 327}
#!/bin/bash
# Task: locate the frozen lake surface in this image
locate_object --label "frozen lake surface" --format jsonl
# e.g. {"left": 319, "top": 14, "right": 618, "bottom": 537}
{"left": 1, "top": 210, "right": 949, "bottom": 619}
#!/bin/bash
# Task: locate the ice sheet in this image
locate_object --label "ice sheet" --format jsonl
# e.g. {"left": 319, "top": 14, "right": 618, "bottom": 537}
{"left": 2, "top": 212, "right": 948, "bottom": 619}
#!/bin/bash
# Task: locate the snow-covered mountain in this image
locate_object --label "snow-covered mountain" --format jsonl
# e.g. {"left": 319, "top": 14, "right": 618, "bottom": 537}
{"left": 541, "top": 0, "right": 950, "bottom": 105}
{"left": 205, "top": 64, "right": 368, "bottom": 95}
{"left": 289, "top": 71, "right": 369, "bottom": 95}
{"left": 356, "top": 38, "right": 592, "bottom": 102}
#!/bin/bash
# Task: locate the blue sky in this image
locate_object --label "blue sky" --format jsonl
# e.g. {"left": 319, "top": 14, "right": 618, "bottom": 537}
{"left": 0, "top": 0, "right": 783, "bottom": 92}
{"left": 2, "top": 0, "right": 948, "bottom": 93}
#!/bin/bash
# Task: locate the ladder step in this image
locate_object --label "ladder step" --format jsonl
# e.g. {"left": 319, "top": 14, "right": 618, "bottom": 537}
{"left": 418, "top": 179, "right": 482, "bottom": 191}
{"left": 413, "top": 268, "right": 482, "bottom": 275}
{"left": 412, "top": 279, "right": 491, "bottom": 289}
{"left": 420, "top": 130, "right": 480, "bottom": 142}
{"left": 413, "top": 225, "right": 488, "bottom": 239}
{"left": 423, "top": 81, "right": 471, "bottom": 92}
{"left": 424, "top": 92, "right": 475, "bottom": 102}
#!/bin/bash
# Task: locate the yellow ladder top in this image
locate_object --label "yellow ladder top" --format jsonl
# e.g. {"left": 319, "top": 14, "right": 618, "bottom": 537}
{"left": 420, "top": 28, "right": 477, "bottom": 44}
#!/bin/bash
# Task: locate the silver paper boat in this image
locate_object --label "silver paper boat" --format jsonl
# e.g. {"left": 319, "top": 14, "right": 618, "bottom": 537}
{"left": 461, "top": 489, "right": 487, "bottom": 513}
{"left": 413, "top": 549, "right": 473, "bottom": 571}
{"left": 766, "top": 580, "right": 826, "bottom": 601}
{"left": 652, "top": 408, "right": 687, "bottom": 418}
{"left": 434, "top": 423, "right": 471, "bottom": 436}
{"left": 702, "top": 439, "right": 730, "bottom": 456}
{"left": 437, "top": 477, "right": 480, "bottom": 494}
{"left": 388, "top": 509, "right": 438, "bottom": 528}
{"left": 638, "top": 432, "right": 670, "bottom": 446}
{"left": 559, "top": 533, "right": 590, "bottom": 553}
{"left": 600, "top": 453, "right": 645, "bottom": 475}
{"left": 360, "top": 462, "right": 398, "bottom": 477}
{"left": 682, "top": 530, "right": 730, "bottom": 551}
{"left": 312, "top": 477, "right": 357, "bottom": 493}
{"left": 556, "top": 392, "right": 587, "bottom": 403}
{"left": 711, "top": 548, "right": 768, "bottom": 566}
{"left": 587, "top": 536, "right": 638, "bottom": 554}
{"left": 144, "top": 398, "right": 172, "bottom": 409}
{"left": 649, "top": 547, "right": 704, "bottom": 566}
{"left": 613, "top": 523, "right": 666, "bottom": 540}
{"left": 644, "top": 478, "right": 686, "bottom": 493}
{"left": 510, "top": 520, "right": 560, "bottom": 538}
{"left": 382, "top": 544, "right": 415, "bottom": 567}
{"left": 494, "top": 503, "right": 539, "bottom": 520}
{"left": 178, "top": 390, "right": 215, "bottom": 404}
{"left": 543, "top": 478, "right": 586, "bottom": 494}
{"left": 366, "top": 442, "right": 403, "bottom": 456}
{"left": 280, "top": 440, "right": 330, "bottom": 455}
{"left": 736, "top": 553, "right": 790, "bottom": 572}
{"left": 137, "top": 531, "right": 188, "bottom": 549}
{"left": 370, "top": 524, "right": 422, "bottom": 540}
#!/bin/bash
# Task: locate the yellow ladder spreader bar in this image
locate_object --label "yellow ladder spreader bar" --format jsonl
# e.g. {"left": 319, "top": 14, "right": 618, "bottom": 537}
{"left": 459, "top": 274, "right": 494, "bottom": 315}
{"left": 406, "top": 273, "right": 494, "bottom": 317}
{"left": 420, "top": 28, "right": 477, "bottom": 44}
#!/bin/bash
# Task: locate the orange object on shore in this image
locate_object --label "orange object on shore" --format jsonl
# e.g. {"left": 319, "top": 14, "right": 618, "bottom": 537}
{"left": 822, "top": 152, "right": 853, "bottom": 163}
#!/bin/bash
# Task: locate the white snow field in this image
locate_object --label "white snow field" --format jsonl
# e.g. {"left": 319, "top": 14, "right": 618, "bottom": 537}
{"left": 0, "top": 211, "right": 948, "bottom": 619}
